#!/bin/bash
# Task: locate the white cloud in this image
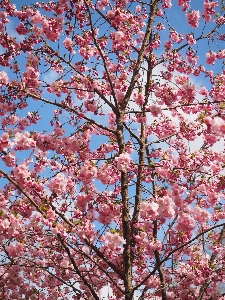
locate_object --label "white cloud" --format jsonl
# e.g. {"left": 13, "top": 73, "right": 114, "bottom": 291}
{"left": 6, "top": 20, "right": 24, "bottom": 42}
{"left": 42, "top": 69, "right": 59, "bottom": 84}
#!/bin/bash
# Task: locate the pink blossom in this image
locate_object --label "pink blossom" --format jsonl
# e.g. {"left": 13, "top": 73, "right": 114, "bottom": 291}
{"left": 115, "top": 152, "right": 132, "bottom": 172}
{"left": 134, "top": 93, "right": 145, "bottom": 105}
{"left": 31, "top": 11, "right": 43, "bottom": 25}
{"left": 63, "top": 37, "right": 73, "bottom": 48}
{"left": 217, "top": 50, "right": 225, "bottom": 59}
{"left": 162, "top": 0, "right": 172, "bottom": 9}
{"left": 42, "top": 16, "right": 64, "bottom": 42}
{"left": 47, "top": 173, "right": 67, "bottom": 195}
{"left": 84, "top": 100, "right": 98, "bottom": 113}
{"left": 147, "top": 105, "right": 162, "bottom": 117}
{"left": 114, "top": 31, "right": 126, "bottom": 42}
{"left": 63, "top": 38, "right": 75, "bottom": 53}
{"left": 204, "top": 116, "right": 213, "bottom": 127}
{"left": 170, "top": 31, "right": 180, "bottom": 43}
{"left": 0, "top": 218, "right": 10, "bottom": 232}
{"left": 178, "top": 0, "right": 190, "bottom": 11}
{"left": 2, "top": 151, "right": 16, "bottom": 167}
{"left": 156, "top": 9, "right": 163, "bottom": 16}
{"left": 106, "top": 10, "right": 115, "bottom": 19}
{"left": 27, "top": 54, "right": 40, "bottom": 68}
{"left": 79, "top": 46, "right": 97, "bottom": 60}
{"left": 203, "top": 1, "right": 218, "bottom": 22}
{"left": 140, "top": 201, "right": 159, "bottom": 220}
{"left": 0, "top": 11, "right": 9, "bottom": 23}
{"left": 164, "top": 40, "right": 173, "bottom": 50}
{"left": 15, "top": 22, "right": 29, "bottom": 35}
{"left": 79, "top": 161, "right": 97, "bottom": 183}
{"left": 22, "top": 67, "right": 41, "bottom": 92}
{"left": 98, "top": 203, "right": 120, "bottom": 225}
{"left": 186, "top": 10, "right": 200, "bottom": 28}
{"left": 185, "top": 34, "right": 196, "bottom": 45}
{"left": 211, "top": 117, "right": 225, "bottom": 136}
{"left": 0, "top": 71, "right": 8, "bottom": 87}
{"left": 177, "top": 212, "right": 196, "bottom": 231}
{"left": 54, "top": 127, "right": 65, "bottom": 136}
{"left": 158, "top": 196, "right": 175, "bottom": 218}
{"left": 97, "top": 0, "right": 109, "bottom": 10}
{"left": 59, "top": 0, "right": 69, "bottom": 4}
{"left": 148, "top": 239, "right": 162, "bottom": 252}
{"left": 6, "top": 242, "right": 24, "bottom": 257}
{"left": 105, "top": 232, "right": 125, "bottom": 250}
{"left": 2, "top": 132, "right": 9, "bottom": 142}
{"left": 199, "top": 86, "right": 209, "bottom": 96}
{"left": 98, "top": 163, "right": 118, "bottom": 185}
{"left": 14, "top": 163, "right": 30, "bottom": 182}
{"left": 48, "top": 80, "right": 67, "bottom": 96}
{"left": 206, "top": 51, "right": 217, "bottom": 65}
{"left": 136, "top": 5, "right": 142, "bottom": 13}
{"left": 154, "top": 22, "right": 165, "bottom": 31}
{"left": 192, "top": 206, "right": 211, "bottom": 223}
{"left": 14, "top": 132, "right": 36, "bottom": 150}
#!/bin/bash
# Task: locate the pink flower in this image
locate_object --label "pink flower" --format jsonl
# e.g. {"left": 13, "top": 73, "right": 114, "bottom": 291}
{"left": 79, "top": 161, "right": 97, "bottom": 183}
{"left": 106, "top": 10, "right": 115, "bottom": 19}
{"left": 114, "top": 31, "right": 125, "bottom": 42}
{"left": 47, "top": 173, "right": 67, "bottom": 195}
{"left": 63, "top": 38, "right": 75, "bottom": 53}
{"left": 178, "top": 0, "right": 190, "bottom": 11}
{"left": 170, "top": 31, "right": 180, "bottom": 43}
{"left": 206, "top": 51, "right": 217, "bottom": 65}
{"left": 193, "top": 206, "right": 211, "bottom": 223}
{"left": 211, "top": 117, "right": 225, "bottom": 136}
{"left": 84, "top": 100, "right": 98, "bottom": 113}
{"left": 42, "top": 16, "right": 64, "bottom": 42}
{"left": 147, "top": 105, "right": 162, "bottom": 117}
{"left": 140, "top": 201, "right": 159, "bottom": 220}
{"left": 186, "top": 10, "right": 200, "bottom": 28}
{"left": 0, "top": 71, "right": 8, "bottom": 87}
{"left": 199, "top": 86, "right": 209, "bottom": 96}
{"left": 115, "top": 152, "right": 132, "bottom": 172}
{"left": 14, "top": 131, "right": 36, "bottom": 150}
{"left": 14, "top": 132, "right": 36, "bottom": 150}
{"left": 158, "top": 196, "right": 175, "bottom": 218}
{"left": 14, "top": 163, "right": 30, "bottom": 182}
{"left": 136, "top": 5, "right": 142, "bottom": 13}
{"left": 0, "top": 218, "right": 10, "bottom": 232}
{"left": 203, "top": 1, "right": 218, "bottom": 22}
{"left": 48, "top": 80, "right": 66, "bottom": 96}
{"left": 105, "top": 232, "right": 125, "bottom": 250}
{"left": 185, "top": 34, "right": 196, "bottom": 45}
{"left": 154, "top": 22, "right": 165, "bottom": 31}
{"left": 22, "top": 67, "right": 41, "bottom": 93}
{"left": 177, "top": 212, "right": 196, "bottom": 231}
{"left": 97, "top": 0, "right": 109, "bottom": 10}
{"left": 217, "top": 50, "right": 225, "bottom": 59}
{"left": 2, "top": 151, "right": 16, "bottom": 167}
{"left": 54, "top": 127, "right": 65, "bottom": 136}
{"left": 31, "top": 11, "right": 43, "bottom": 25}
{"left": 27, "top": 54, "right": 40, "bottom": 68}
{"left": 162, "top": 0, "right": 172, "bottom": 9}
{"left": 98, "top": 163, "right": 119, "bottom": 185}
{"left": 134, "top": 93, "right": 145, "bottom": 105}
{"left": 164, "top": 40, "right": 173, "bottom": 50}
{"left": 15, "top": 22, "right": 29, "bottom": 35}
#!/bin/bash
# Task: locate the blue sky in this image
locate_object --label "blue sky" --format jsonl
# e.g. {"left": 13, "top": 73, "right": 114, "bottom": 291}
{"left": 1, "top": 0, "right": 225, "bottom": 298}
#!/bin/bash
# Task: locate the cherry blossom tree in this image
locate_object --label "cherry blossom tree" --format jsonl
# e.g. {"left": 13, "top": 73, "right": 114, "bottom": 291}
{"left": 0, "top": 0, "right": 225, "bottom": 299}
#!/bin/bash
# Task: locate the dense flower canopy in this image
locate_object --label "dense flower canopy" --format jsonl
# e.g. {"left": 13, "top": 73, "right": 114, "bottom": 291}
{"left": 0, "top": 0, "right": 225, "bottom": 299}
